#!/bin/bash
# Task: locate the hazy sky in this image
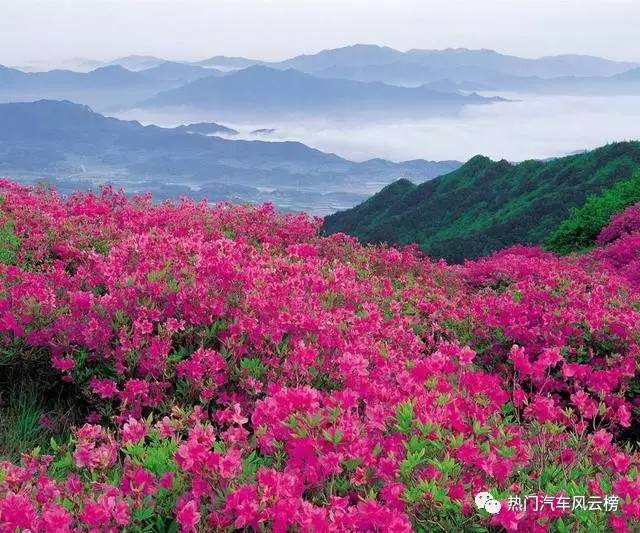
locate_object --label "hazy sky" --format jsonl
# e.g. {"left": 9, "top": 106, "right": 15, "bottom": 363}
{"left": 2, "top": 0, "right": 639, "bottom": 67}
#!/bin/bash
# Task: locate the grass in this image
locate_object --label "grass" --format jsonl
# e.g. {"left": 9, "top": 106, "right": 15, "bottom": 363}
{"left": 0, "top": 203, "right": 77, "bottom": 460}
{"left": 0, "top": 380, "right": 81, "bottom": 461}
{"left": 0, "top": 195, "right": 21, "bottom": 265}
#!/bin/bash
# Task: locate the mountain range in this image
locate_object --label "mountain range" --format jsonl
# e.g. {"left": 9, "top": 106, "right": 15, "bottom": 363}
{"left": 0, "top": 100, "right": 460, "bottom": 214}
{"left": 140, "top": 65, "right": 504, "bottom": 118}
{"left": 422, "top": 66, "right": 640, "bottom": 94}
{"left": 87, "top": 45, "right": 636, "bottom": 82}
{"left": 76, "top": 54, "right": 260, "bottom": 72}
{"left": 277, "top": 45, "right": 639, "bottom": 88}
{"left": 0, "top": 63, "right": 217, "bottom": 110}
{"left": 5, "top": 45, "right": 640, "bottom": 117}
{"left": 272, "top": 45, "right": 638, "bottom": 79}
{"left": 323, "top": 141, "right": 640, "bottom": 262}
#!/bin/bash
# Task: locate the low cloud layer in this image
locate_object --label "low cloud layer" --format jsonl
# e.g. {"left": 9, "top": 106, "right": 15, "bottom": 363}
{"left": 118, "top": 93, "right": 640, "bottom": 163}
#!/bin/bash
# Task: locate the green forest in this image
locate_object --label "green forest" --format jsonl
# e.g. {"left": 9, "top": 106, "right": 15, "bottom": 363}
{"left": 323, "top": 141, "right": 640, "bottom": 262}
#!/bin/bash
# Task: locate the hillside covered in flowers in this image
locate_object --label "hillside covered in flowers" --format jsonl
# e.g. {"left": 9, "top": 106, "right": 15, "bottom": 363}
{"left": 1, "top": 179, "right": 640, "bottom": 532}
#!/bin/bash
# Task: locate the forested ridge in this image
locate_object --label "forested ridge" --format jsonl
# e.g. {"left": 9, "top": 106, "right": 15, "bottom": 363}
{"left": 323, "top": 141, "right": 640, "bottom": 262}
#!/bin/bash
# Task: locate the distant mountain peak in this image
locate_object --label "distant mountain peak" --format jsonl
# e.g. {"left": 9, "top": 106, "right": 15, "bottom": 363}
{"left": 90, "top": 65, "right": 132, "bottom": 74}
{"left": 23, "top": 99, "right": 92, "bottom": 110}
{"left": 338, "top": 43, "right": 400, "bottom": 51}
{"left": 193, "top": 55, "right": 263, "bottom": 69}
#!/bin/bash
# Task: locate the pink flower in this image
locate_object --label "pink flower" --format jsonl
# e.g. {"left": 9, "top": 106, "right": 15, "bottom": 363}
{"left": 510, "top": 345, "right": 532, "bottom": 375}
{"left": 52, "top": 356, "right": 75, "bottom": 372}
{"left": 225, "top": 485, "right": 260, "bottom": 529}
{"left": 458, "top": 346, "right": 476, "bottom": 365}
{"left": 526, "top": 396, "right": 560, "bottom": 423}
{"left": 81, "top": 494, "right": 130, "bottom": 528}
{"left": 609, "top": 515, "right": 631, "bottom": 533}
{"left": 122, "top": 417, "right": 147, "bottom": 444}
{"left": 611, "top": 452, "right": 632, "bottom": 474}
{"left": 42, "top": 504, "right": 73, "bottom": 532}
{"left": 176, "top": 499, "right": 201, "bottom": 532}
{"left": 91, "top": 377, "right": 118, "bottom": 399}
{"left": 591, "top": 429, "right": 613, "bottom": 451}
{"left": 0, "top": 492, "right": 38, "bottom": 531}
{"left": 219, "top": 449, "right": 242, "bottom": 479}
{"left": 122, "top": 466, "right": 156, "bottom": 496}
{"left": 448, "top": 482, "right": 466, "bottom": 501}
{"left": 560, "top": 448, "right": 575, "bottom": 465}
{"left": 120, "top": 379, "right": 150, "bottom": 404}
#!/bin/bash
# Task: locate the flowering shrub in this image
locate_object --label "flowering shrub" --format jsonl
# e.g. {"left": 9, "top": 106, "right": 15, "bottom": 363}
{"left": 1, "top": 179, "right": 640, "bottom": 532}
{"left": 597, "top": 203, "right": 640, "bottom": 246}
{"left": 587, "top": 202, "right": 640, "bottom": 290}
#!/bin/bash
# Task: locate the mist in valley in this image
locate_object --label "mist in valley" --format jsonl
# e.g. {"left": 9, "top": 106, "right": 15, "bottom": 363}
{"left": 116, "top": 92, "right": 640, "bottom": 165}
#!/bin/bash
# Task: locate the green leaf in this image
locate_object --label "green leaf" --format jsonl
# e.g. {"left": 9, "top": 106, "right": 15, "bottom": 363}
{"left": 555, "top": 517, "right": 569, "bottom": 533}
{"left": 134, "top": 505, "right": 155, "bottom": 522}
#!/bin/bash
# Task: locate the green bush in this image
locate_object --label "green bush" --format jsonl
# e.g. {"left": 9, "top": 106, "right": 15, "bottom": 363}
{"left": 546, "top": 171, "right": 640, "bottom": 254}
